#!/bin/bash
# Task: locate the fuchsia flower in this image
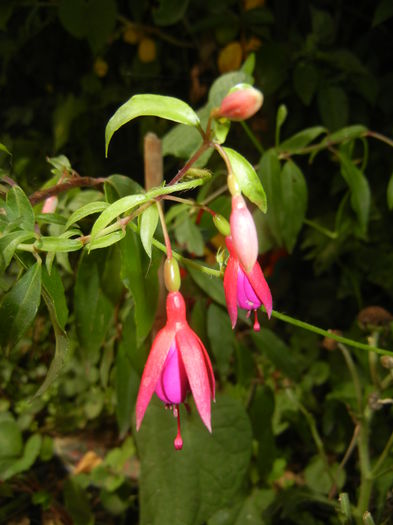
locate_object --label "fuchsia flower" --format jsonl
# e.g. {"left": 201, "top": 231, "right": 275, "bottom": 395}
{"left": 216, "top": 84, "right": 263, "bottom": 121}
{"left": 136, "top": 291, "right": 215, "bottom": 450}
{"left": 230, "top": 194, "right": 259, "bottom": 273}
{"left": 224, "top": 236, "right": 272, "bottom": 331}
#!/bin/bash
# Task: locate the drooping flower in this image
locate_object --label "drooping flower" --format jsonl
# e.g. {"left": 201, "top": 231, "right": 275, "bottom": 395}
{"left": 230, "top": 193, "right": 259, "bottom": 273}
{"left": 216, "top": 83, "right": 263, "bottom": 121}
{"left": 135, "top": 291, "right": 215, "bottom": 450}
{"left": 224, "top": 236, "right": 272, "bottom": 331}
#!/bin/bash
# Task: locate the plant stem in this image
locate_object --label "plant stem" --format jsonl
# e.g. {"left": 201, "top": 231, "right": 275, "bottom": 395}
{"left": 267, "top": 308, "right": 393, "bottom": 358}
{"left": 338, "top": 343, "right": 363, "bottom": 413}
{"left": 156, "top": 201, "right": 172, "bottom": 259}
{"left": 366, "top": 130, "right": 393, "bottom": 149}
{"left": 213, "top": 143, "right": 234, "bottom": 177}
{"left": 29, "top": 177, "right": 106, "bottom": 206}
{"left": 304, "top": 218, "right": 338, "bottom": 239}
{"left": 356, "top": 409, "right": 373, "bottom": 520}
{"left": 167, "top": 143, "right": 210, "bottom": 187}
{"left": 240, "top": 121, "right": 264, "bottom": 155}
{"left": 371, "top": 429, "right": 393, "bottom": 477}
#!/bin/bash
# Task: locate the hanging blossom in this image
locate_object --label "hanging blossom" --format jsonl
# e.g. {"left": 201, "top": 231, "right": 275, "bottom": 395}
{"left": 224, "top": 236, "right": 272, "bottom": 331}
{"left": 135, "top": 290, "right": 215, "bottom": 450}
{"left": 229, "top": 193, "right": 259, "bottom": 273}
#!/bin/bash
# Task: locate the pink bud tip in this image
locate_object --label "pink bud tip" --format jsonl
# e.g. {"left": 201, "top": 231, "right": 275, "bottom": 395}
{"left": 253, "top": 311, "right": 260, "bottom": 332}
{"left": 230, "top": 194, "right": 258, "bottom": 273}
{"left": 217, "top": 84, "right": 263, "bottom": 121}
{"left": 174, "top": 407, "right": 183, "bottom": 450}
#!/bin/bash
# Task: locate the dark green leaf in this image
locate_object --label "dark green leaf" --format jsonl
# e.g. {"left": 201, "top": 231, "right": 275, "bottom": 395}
{"left": 278, "top": 126, "right": 326, "bottom": 153}
{"left": 293, "top": 62, "right": 319, "bottom": 106}
{"left": 115, "top": 346, "right": 139, "bottom": 438}
{"left": 120, "top": 229, "right": 159, "bottom": 346}
{"left": 106, "top": 95, "right": 200, "bottom": 156}
{"left": 255, "top": 43, "right": 289, "bottom": 95}
{"left": 74, "top": 251, "right": 114, "bottom": 362}
{"left": 317, "top": 85, "right": 348, "bottom": 131}
{"left": 137, "top": 395, "right": 252, "bottom": 525}
{"left": 252, "top": 328, "right": 301, "bottom": 380}
{"left": 387, "top": 172, "right": 393, "bottom": 210}
{"left": 372, "top": 0, "right": 393, "bottom": 26}
{"left": 104, "top": 174, "right": 144, "bottom": 202}
{"left": 64, "top": 478, "right": 94, "bottom": 525}
{"left": 0, "top": 262, "right": 42, "bottom": 351}
{"left": 259, "top": 153, "right": 307, "bottom": 251}
{"left": 0, "top": 142, "right": 11, "bottom": 156}
{"left": 223, "top": 147, "right": 267, "bottom": 213}
{"left": 140, "top": 204, "right": 159, "bottom": 257}
{"left": 338, "top": 151, "right": 370, "bottom": 236}
{"left": 153, "top": 0, "right": 189, "bottom": 26}
{"left": 207, "top": 304, "right": 236, "bottom": 379}
{"left": 310, "top": 7, "right": 336, "bottom": 45}
{"left": 6, "top": 186, "right": 35, "bottom": 231}
{"left": 0, "top": 418, "right": 23, "bottom": 460}
{"left": 249, "top": 386, "right": 276, "bottom": 478}
{"left": 1, "top": 434, "right": 42, "bottom": 481}
{"left": 187, "top": 265, "right": 226, "bottom": 306}
{"left": 174, "top": 212, "right": 204, "bottom": 256}
{"left": 320, "top": 125, "right": 367, "bottom": 147}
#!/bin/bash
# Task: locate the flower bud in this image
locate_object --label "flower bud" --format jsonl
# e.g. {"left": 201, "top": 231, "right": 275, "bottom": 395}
{"left": 230, "top": 194, "right": 258, "bottom": 272}
{"left": 164, "top": 257, "right": 181, "bottom": 292}
{"left": 41, "top": 195, "right": 58, "bottom": 214}
{"left": 216, "top": 84, "right": 263, "bottom": 121}
{"left": 213, "top": 214, "right": 230, "bottom": 237}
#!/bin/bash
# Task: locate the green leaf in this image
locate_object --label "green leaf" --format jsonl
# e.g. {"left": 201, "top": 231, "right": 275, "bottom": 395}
{"left": 120, "top": 229, "right": 159, "bottom": 346}
{"left": 373, "top": 0, "right": 393, "bottom": 26}
{"left": 41, "top": 265, "right": 68, "bottom": 330}
{"left": 338, "top": 151, "right": 370, "bottom": 236}
{"left": 187, "top": 265, "right": 226, "bottom": 306}
{"left": 317, "top": 85, "right": 348, "bottom": 131}
{"left": 207, "top": 304, "right": 236, "bottom": 379}
{"left": 58, "top": 0, "right": 117, "bottom": 53}
{"left": 104, "top": 174, "right": 144, "bottom": 201}
{"left": 140, "top": 204, "right": 159, "bottom": 257}
{"left": 0, "top": 231, "right": 36, "bottom": 272}
{"left": 293, "top": 62, "right": 318, "bottom": 106}
{"left": 36, "top": 236, "right": 83, "bottom": 253}
{"left": 174, "top": 212, "right": 204, "bottom": 256}
{"left": 74, "top": 251, "right": 114, "bottom": 362}
{"left": 91, "top": 178, "right": 207, "bottom": 239}
{"left": 0, "top": 262, "right": 42, "bottom": 351}
{"left": 1, "top": 434, "right": 42, "bottom": 481}
{"left": 64, "top": 478, "right": 94, "bottom": 525}
{"left": 87, "top": 229, "right": 126, "bottom": 251}
{"left": 275, "top": 104, "right": 288, "bottom": 145}
{"left": 153, "top": 0, "right": 189, "bottom": 26}
{"left": 322, "top": 124, "right": 368, "bottom": 145}
{"left": 259, "top": 153, "right": 307, "bottom": 251}
{"left": 0, "top": 418, "right": 23, "bottom": 460}
{"left": 0, "top": 142, "right": 11, "bottom": 156}
{"left": 278, "top": 126, "right": 326, "bottom": 153}
{"left": 6, "top": 186, "right": 35, "bottom": 231}
{"left": 65, "top": 201, "right": 108, "bottom": 230}
{"left": 137, "top": 395, "right": 252, "bottom": 525}
{"left": 387, "top": 173, "right": 393, "bottom": 210}
{"left": 115, "top": 345, "right": 139, "bottom": 438}
{"left": 223, "top": 147, "right": 267, "bottom": 213}
{"left": 105, "top": 94, "right": 200, "bottom": 156}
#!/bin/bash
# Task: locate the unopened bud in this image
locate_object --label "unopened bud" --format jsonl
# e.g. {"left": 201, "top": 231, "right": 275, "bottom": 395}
{"left": 230, "top": 194, "right": 258, "bottom": 273}
{"left": 215, "top": 84, "right": 263, "bottom": 121}
{"left": 380, "top": 355, "right": 393, "bottom": 369}
{"left": 164, "top": 257, "right": 181, "bottom": 292}
{"left": 213, "top": 214, "right": 230, "bottom": 237}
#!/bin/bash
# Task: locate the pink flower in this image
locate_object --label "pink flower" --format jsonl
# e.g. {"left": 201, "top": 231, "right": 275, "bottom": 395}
{"left": 224, "top": 236, "right": 272, "bottom": 331}
{"left": 41, "top": 195, "right": 58, "bottom": 214}
{"left": 230, "top": 194, "right": 258, "bottom": 273}
{"left": 135, "top": 291, "right": 215, "bottom": 450}
{"left": 217, "top": 84, "right": 263, "bottom": 121}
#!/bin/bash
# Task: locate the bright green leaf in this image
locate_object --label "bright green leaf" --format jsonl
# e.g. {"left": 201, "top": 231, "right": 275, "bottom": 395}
{"left": 41, "top": 265, "right": 68, "bottom": 330}
{"left": 0, "top": 231, "right": 36, "bottom": 272}
{"left": 6, "top": 186, "right": 35, "bottom": 231}
{"left": 275, "top": 104, "right": 288, "bottom": 145}
{"left": 223, "top": 147, "right": 267, "bottom": 213}
{"left": 1, "top": 434, "right": 42, "bottom": 481}
{"left": 140, "top": 204, "right": 159, "bottom": 257}
{"left": 37, "top": 236, "right": 83, "bottom": 253}
{"left": 0, "top": 262, "right": 42, "bottom": 351}
{"left": 321, "top": 125, "right": 368, "bottom": 147}
{"left": 0, "top": 142, "right": 11, "bottom": 156}
{"left": 278, "top": 126, "right": 326, "bottom": 153}
{"left": 105, "top": 94, "right": 200, "bottom": 156}
{"left": 65, "top": 201, "right": 108, "bottom": 230}
{"left": 87, "top": 230, "right": 126, "bottom": 251}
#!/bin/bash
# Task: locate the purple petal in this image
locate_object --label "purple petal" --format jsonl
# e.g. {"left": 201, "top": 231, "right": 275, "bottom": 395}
{"left": 135, "top": 327, "right": 175, "bottom": 430}
{"left": 237, "top": 268, "right": 262, "bottom": 310}
{"left": 155, "top": 341, "right": 189, "bottom": 405}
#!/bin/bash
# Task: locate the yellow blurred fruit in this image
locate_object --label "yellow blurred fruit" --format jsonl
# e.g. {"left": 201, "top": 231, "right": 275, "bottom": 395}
{"left": 244, "top": 0, "right": 266, "bottom": 10}
{"left": 138, "top": 37, "right": 157, "bottom": 63}
{"left": 245, "top": 36, "right": 262, "bottom": 53}
{"left": 123, "top": 26, "right": 140, "bottom": 45}
{"left": 218, "top": 41, "right": 243, "bottom": 73}
{"left": 93, "top": 57, "right": 108, "bottom": 77}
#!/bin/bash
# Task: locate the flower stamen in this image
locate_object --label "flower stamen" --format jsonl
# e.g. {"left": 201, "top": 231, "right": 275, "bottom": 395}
{"left": 174, "top": 406, "right": 183, "bottom": 450}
